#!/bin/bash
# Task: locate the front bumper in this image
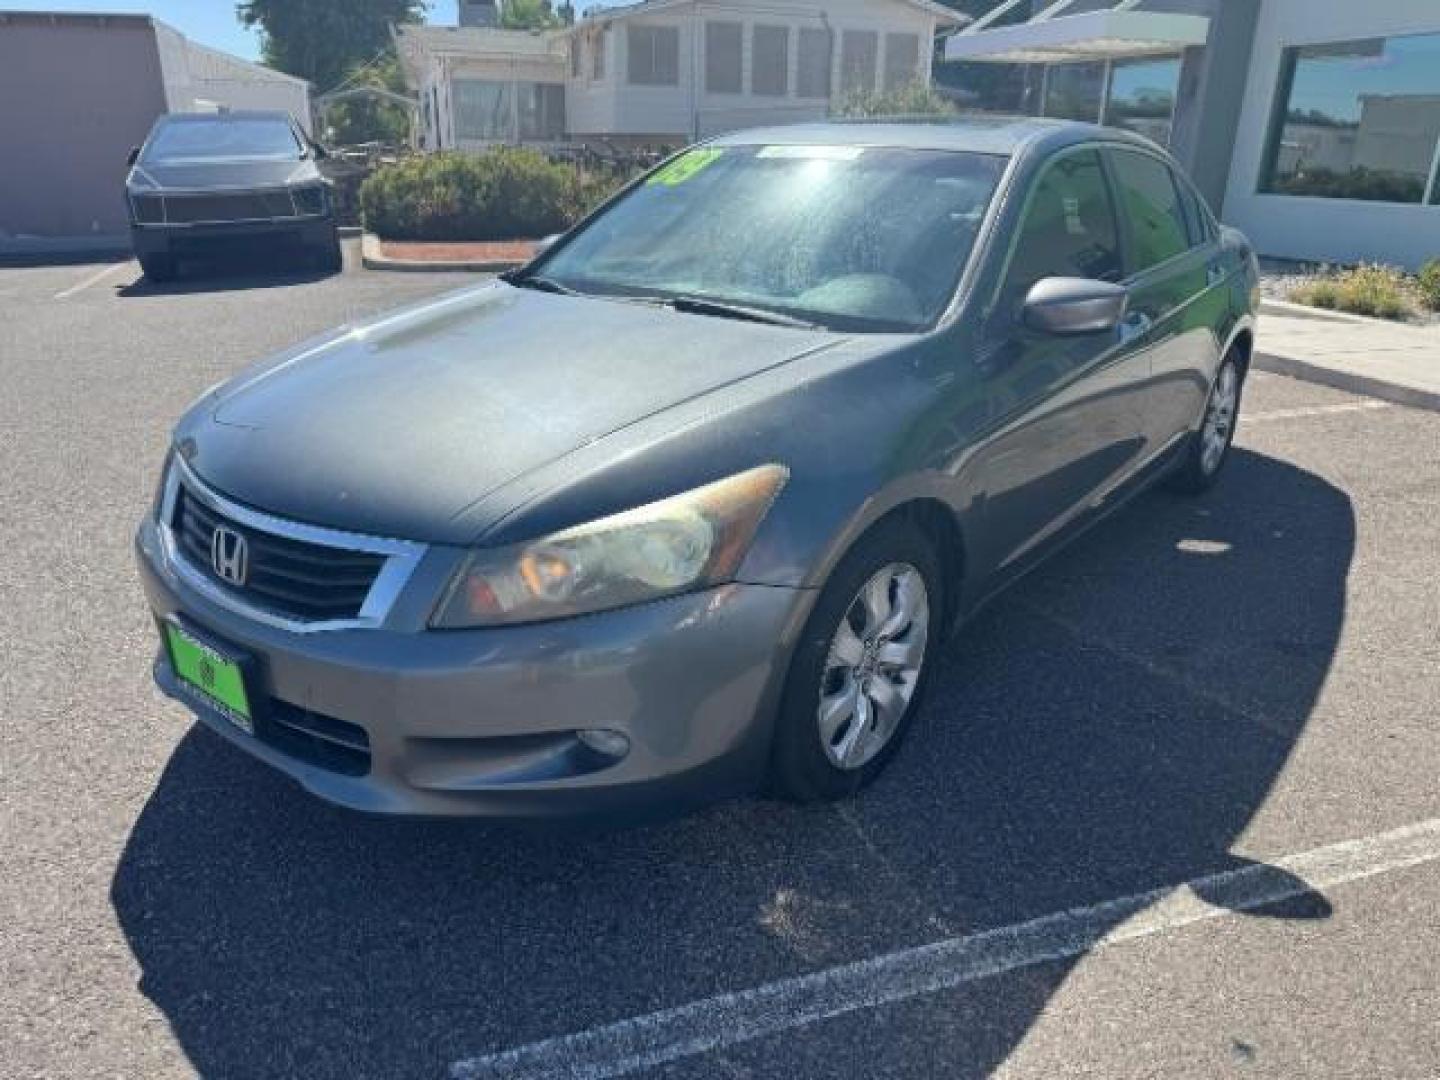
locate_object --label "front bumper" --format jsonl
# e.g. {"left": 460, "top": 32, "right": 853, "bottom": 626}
{"left": 136, "top": 519, "right": 810, "bottom": 819}
{"left": 131, "top": 215, "right": 335, "bottom": 255}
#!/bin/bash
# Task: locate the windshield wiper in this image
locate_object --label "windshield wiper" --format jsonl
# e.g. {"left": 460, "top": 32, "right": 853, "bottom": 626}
{"left": 500, "top": 270, "right": 578, "bottom": 296}
{"left": 668, "top": 296, "right": 820, "bottom": 329}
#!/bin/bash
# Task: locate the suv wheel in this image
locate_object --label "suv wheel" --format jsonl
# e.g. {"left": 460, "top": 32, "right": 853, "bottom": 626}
{"left": 138, "top": 252, "right": 177, "bottom": 283}
{"left": 770, "top": 518, "right": 943, "bottom": 802}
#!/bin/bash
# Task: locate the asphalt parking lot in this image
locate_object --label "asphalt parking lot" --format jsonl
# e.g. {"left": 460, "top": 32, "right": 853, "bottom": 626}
{"left": 2, "top": 246, "right": 1438, "bottom": 1080}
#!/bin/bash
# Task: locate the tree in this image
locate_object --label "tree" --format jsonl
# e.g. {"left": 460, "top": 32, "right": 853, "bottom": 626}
{"left": 498, "top": 0, "right": 561, "bottom": 30}
{"left": 322, "top": 53, "right": 413, "bottom": 146}
{"left": 237, "top": 0, "right": 425, "bottom": 92}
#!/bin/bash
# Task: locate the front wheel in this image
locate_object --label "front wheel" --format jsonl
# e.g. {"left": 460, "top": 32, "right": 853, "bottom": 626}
{"left": 138, "top": 251, "right": 177, "bottom": 283}
{"left": 1167, "top": 353, "right": 1242, "bottom": 494}
{"left": 310, "top": 237, "right": 343, "bottom": 275}
{"left": 769, "top": 518, "right": 944, "bottom": 802}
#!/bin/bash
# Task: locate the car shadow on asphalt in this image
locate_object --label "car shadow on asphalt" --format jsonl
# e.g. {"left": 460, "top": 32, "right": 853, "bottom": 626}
{"left": 111, "top": 448, "right": 1353, "bottom": 1080}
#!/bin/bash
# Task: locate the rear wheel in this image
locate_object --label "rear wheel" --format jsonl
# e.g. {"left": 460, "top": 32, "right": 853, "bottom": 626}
{"left": 310, "top": 235, "right": 343, "bottom": 275}
{"left": 1167, "top": 352, "right": 1242, "bottom": 494}
{"left": 769, "top": 518, "right": 944, "bottom": 802}
{"left": 138, "top": 251, "right": 177, "bottom": 283}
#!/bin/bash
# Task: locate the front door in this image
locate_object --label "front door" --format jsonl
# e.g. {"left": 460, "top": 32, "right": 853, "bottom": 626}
{"left": 965, "top": 147, "right": 1151, "bottom": 580}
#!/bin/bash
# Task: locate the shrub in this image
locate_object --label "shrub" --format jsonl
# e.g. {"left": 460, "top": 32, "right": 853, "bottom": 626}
{"left": 837, "top": 80, "right": 956, "bottom": 119}
{"left": 1417, "top": 259, "right": 1440, "bottom": 312}
{"left": 1290, "top": 263, "right": 1415, "bottom": 321}
{"left": 360, "top": 148, "right": 629, "bottom": 241}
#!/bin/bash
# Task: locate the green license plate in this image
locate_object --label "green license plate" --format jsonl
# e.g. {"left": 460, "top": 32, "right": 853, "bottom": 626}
{"left": 164, "top": 622, "right": 253, "bottom": 734}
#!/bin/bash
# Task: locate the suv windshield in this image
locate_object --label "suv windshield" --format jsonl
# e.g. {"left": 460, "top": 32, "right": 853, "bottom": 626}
{"left": 143, "top": 117, "right": 301, "bottom": 163}
{"left": 536, "top": 144, "right": 1006, "bottom": 332}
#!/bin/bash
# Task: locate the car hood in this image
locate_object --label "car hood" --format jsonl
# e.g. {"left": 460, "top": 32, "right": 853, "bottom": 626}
{"left": 128, "top": 157, "right": 318, "bottom": 191}
{"left": 180, "top": 283, "right": 844, "bottom": 545}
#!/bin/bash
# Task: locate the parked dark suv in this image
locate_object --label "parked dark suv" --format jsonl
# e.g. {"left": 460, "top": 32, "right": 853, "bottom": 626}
{"left": 126, "top": 110, "right": 342, "bottom": 281}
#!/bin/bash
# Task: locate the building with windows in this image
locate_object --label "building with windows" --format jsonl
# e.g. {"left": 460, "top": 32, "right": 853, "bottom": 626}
{"left": 945, "top": 0, "right": 1440, "bottom": 269}
{"left": 397, "top": 0, "right": 962, "bottom": 151}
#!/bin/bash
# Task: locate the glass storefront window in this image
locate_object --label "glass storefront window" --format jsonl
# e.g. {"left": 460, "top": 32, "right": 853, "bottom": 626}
{"left": 1261, "top": 33, "right": 1440, "bottom": 204}
{"left": 1108, "top": 57, "right": 1181, "bottom": 146}
{"left": 1044, "top": 61, "right": 1105, "bottom": 122}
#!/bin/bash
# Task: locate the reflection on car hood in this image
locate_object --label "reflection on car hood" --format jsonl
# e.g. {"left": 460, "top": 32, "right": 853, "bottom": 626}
{"left": 128, "top": 158, "right": 318, "bottom": 191}
{"left": 179, "top": 283, "right": 844, "bottom": 545}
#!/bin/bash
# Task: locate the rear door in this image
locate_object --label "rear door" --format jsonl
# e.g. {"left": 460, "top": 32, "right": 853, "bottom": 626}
{"left": 1103, "top": 147, "right": 1225, "bottom": 455}
{"left": 965, "top": 147, "right": 1153, "bottom": 579}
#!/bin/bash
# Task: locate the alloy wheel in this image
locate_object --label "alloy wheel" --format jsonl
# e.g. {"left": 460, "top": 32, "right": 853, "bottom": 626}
{"left": 1201, "top": 363, "right": 1239, "bottom": 475}
{"left": 817, "top": 562, "right": 929, "bottom": 771}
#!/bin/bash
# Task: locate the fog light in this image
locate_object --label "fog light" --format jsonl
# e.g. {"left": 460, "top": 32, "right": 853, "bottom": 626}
{"left": 577, "top": 728, "right": 629, "bottom": 758}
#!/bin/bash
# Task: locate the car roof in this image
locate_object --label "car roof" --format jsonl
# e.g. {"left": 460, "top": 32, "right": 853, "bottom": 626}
{"left": 708, "top": 117, "right": 1162, "bottom": 159}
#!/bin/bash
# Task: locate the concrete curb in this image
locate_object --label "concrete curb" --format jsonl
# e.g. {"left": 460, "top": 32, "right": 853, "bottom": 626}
{"left": 360, "top": 233, "right": 524, "bottom": 273}
{"left": 1254, "top": 350, "right": 1440, "bottom": 413}
{"left": 1259, "top": 298, "right": 1384, "bottom": 326}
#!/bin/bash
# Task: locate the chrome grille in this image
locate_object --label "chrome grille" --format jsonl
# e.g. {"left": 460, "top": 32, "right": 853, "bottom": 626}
{"left": 172, "top": 484, "right": 385, "bottom": 623}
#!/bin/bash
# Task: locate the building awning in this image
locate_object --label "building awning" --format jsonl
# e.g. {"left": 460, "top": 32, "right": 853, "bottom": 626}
{"left": 945, "top": 9, "right": 1209, "bottom": 65}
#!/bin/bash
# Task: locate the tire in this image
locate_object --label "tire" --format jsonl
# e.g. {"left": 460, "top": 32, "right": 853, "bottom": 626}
{"left": 311, "top": 237, "right": 343, "bottom": 275}
{"left": 769, "top": 517, "right": 945, "bottom": 802}
{"left": 138, "top": 251, "right": 177, "bottom": 283}
{"left": 1167, "top": 351, "right": 1243, "bottom": 495}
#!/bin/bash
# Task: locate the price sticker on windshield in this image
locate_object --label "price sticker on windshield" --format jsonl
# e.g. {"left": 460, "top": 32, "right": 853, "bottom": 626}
{"left": 648, "top": 148, "right": 724, "bottom": 186}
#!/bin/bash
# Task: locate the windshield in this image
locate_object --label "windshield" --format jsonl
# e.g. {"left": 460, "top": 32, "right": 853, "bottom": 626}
{"left": 536, "top": 145, "right": 1007, "bottom": 332}
{"left": 143, "top": 117, "right": 301, "bottom": 163}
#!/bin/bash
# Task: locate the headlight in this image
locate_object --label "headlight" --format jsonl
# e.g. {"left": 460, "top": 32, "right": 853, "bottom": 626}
{"left": 431, "top": 465, "right": 788, "bottom": 628}
{"left": 293, "top": 184, "right": 327, "bottom": 215}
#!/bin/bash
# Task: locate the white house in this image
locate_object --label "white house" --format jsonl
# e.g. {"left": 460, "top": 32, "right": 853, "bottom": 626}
{"left": 397, "top": 0, "right": 964, "bottom": 151}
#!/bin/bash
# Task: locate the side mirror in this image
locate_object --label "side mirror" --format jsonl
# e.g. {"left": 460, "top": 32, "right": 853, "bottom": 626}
{"left": 1022, "top": 277, "right": 1128, "bottom": 335}
{"left": 533, "top": 233, "right": 562, "bottom": 256}
{"left": 310, "top": 142, "right": 329, "bottom": 161}
{"left": 127, "top": 146, "right": 141, "bottom": 167}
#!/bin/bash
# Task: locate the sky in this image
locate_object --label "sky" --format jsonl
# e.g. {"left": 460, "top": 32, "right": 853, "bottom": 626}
{"left": 0, "top": 1, "right": 467, "bottom": 61}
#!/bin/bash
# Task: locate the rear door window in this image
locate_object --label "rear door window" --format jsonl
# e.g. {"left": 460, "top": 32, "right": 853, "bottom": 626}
{"left": 1108, "top": 149, "right": 1192, "bottom": 273}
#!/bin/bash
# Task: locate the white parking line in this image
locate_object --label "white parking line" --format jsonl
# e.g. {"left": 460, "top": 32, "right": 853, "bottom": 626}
{"left": 450, "top": 817, "right": 1440, "bottom": 1080}
{"left": 52, "top": 261, "right": 129, "bottom": 300}
{"left": 1245, "top": 401, "right": 1393, "bottom": 423}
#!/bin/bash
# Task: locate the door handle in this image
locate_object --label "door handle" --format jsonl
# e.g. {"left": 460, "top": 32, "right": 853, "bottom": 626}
{"left": 1207, "top": 263, "right": 1228, "bottom": 287}
{"left": 1118, "top": 311, "right": 1153, "bottom": 344}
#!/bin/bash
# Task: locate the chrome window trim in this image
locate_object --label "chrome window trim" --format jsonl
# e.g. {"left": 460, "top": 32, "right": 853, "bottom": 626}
{"left": 157, "top": 456, "right": 427, "bottom": 634}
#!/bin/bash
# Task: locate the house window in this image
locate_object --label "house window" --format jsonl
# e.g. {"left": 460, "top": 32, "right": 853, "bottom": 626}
{"left": 752, "top": 25, "right": 789, "bottom": 97}
{"left": 518, "top": 83, "right": 566, "bottom": 140}
{"left": 628, "top": 24, "right": 680, "bottom": 86}
{"left": 1107, "top": 57, "right": 1181, "bottom": 147}
{"left": 593, "top": 28, "right": 606, "bottom": 80}
{"left": 840, "top": 30, "right": 878, "bottom": 96}
{"left": 1043, "top": 62, "right": 1105, "bottom": 122}
{"left": 883, "top": 33, "right": 919, "bottom": 91}
{"left": 1261, "top": 33, "right": 1440, "bottom": 204}
{"left": 706, "top": 21, "right": 742, "bottom": 94}
{"left": 570, "top": 37, "right": 581, "bottom": 78}
{"left": 797, "top": 28, "right": 831, "bottom": 99}
{"left": 454, "top": 79, "right": 513, "bottom": 141}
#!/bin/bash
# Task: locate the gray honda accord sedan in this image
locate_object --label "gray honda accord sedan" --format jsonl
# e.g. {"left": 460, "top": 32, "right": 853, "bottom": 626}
{"left": 135, "top": 119, "right": 1259, "bottom": 818}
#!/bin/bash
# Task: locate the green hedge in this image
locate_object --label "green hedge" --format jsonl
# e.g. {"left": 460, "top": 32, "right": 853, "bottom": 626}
{"left": 360, "top": 148, "right": 623, "bottom": 241}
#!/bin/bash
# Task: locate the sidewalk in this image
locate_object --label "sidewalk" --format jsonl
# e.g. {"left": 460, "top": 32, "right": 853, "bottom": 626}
{"left": 1256, "top": 307, "right": 1440, "bottom": 412}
